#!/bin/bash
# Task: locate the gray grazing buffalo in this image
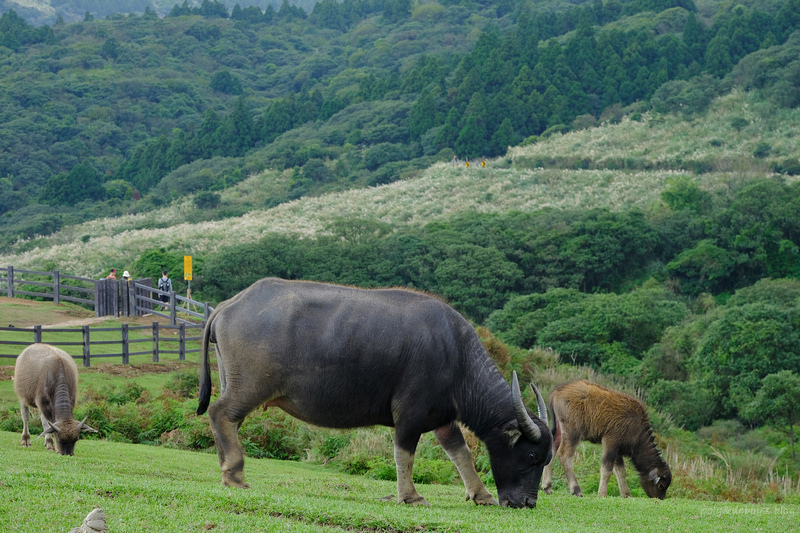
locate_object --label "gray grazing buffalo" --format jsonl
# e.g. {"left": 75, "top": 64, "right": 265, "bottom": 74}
{"left": 14, "top": 343, "right": 97, "bottom": 455}
{"left": 541, "top": 380, "right": 671, "bottom": 499}
{"left": 197, "top": 278, "right": 553, "bottom": 508}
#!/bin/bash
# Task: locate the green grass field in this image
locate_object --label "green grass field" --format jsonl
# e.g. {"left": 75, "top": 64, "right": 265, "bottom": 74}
{"left": 1, "top": 431, "right": 797, "bottom": 532}
{"left": 1, "top": 300, "right": 798, "bottom": 531}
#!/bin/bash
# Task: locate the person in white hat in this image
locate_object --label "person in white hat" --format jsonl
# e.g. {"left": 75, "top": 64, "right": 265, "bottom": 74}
{"left": 122, "top": 271, "right": 131, "bottom": 280}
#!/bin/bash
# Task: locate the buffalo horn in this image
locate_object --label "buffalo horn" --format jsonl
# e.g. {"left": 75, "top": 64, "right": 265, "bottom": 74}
{"left": 41, "top": 422, "right": 60, "bottom": 435}
{"left": 529, "top": 382, "right": 548, "bottom": 426}
{"left": 79, "top": 416, "right": 99, "bottom": 433}
{"left": 511, "top": 371, "right": 542, "bottom": 442}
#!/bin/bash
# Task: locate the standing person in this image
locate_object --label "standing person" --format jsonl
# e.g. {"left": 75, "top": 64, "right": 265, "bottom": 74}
{"left": 106, "top": 269, "right": 117, "bottom": 279}
{"left": 122, "top": 270, "right": 131, "bottom": 281}
{"left": 158, "top": 270, "right": 172, "bottom": 308}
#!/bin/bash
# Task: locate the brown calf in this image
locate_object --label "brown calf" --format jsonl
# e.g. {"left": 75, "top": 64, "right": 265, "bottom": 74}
{"left": 14, "top": 344, "right": 97, "bottom": 455}
{"left": 541, "top": 380, "right": 671, "bottom": 499}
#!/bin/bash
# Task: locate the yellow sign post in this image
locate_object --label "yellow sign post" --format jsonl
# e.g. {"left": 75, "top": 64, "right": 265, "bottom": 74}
{"left": 184, "top": 255, "right": 197, "bottom": 312}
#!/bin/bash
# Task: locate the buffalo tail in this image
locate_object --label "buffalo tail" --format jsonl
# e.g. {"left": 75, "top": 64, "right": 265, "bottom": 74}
{"left": 196, "top": 314, "right": 213, "bottom": 415}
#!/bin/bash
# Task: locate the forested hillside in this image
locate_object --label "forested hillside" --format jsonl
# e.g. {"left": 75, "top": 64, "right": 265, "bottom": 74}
{"left": 2, "top": 0, "right": 799, "bottom": 247}
{"left": 2, "top": 0, "right": 800, "bottom": 481}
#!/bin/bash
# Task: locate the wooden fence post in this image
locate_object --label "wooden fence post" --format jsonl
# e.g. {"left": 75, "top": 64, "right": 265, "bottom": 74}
{"left": 109, "top": 279, "right": 121, "bottom": 317}
{"left": 34, "top": 325, "right": 42, "bottom": 344}
{"left": 170, "top": 291, "right": 177, "bottom": 326}
{"left": 94, "top": 280, "right": 101, "bottom": 317}
{"left": 179, "top": 322, "right": 186, "bottom": 361}
{"left": 152, "top": 321, "right": 160, "bottom": 362}
{"left": 122, "top": 323, "right": 129, "bottom": 365}
{"left": 7, "top": 266, "right": 13, "bottom": 298}
{"left": 122, "top": 280, "right": 134, "bottom": 317}
{"left": 53, "top": 270, "right": 60, "bottom": 305}
{"left": 82, "top": 325, "right": 91, "bottom": 367}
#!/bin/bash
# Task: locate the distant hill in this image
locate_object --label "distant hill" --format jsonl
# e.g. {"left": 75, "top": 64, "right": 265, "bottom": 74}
{"left": 1, "top": 0, "right": 799, "bottom": 250}
{"left": 0, "top": 0, "right": 316, "bottom": 26}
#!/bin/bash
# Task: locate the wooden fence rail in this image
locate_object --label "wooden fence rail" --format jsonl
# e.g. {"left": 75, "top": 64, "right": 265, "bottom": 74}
{"left": 0, "top": 322, "right": 203, "bottom": 367}
{"left": 2, "top": 266, "right": 96, "bottom": 308}
{"left": 1, "top": 266, "right": 214, "bottom": 325}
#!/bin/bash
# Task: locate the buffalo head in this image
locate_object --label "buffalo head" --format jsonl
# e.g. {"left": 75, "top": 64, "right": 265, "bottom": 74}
{"left": 41, "top": 416, "right": 97, "bottom": 456}
{"left": 490, "top": 372, "right": 553, "bottom": 508}
{"left": 641, "top": 466, "right": 672, "bottom": 499}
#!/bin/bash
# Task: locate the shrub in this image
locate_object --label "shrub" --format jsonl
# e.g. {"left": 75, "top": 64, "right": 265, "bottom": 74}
{"left": 163, "top": 371, "right": 199, "bottom": 399}
{"left": 730, "top": 117, "right": 748, "bottom": 131}
{"left": 320, "top": 434, "right": 351, "bottom": 459}
{"left": 106, "top": 382, "right": 146, "bottom": 405}
{"left": 194, "top": 191, "right": 221, "bottom": 209}
{"left": 771, "top": 158, "right": 800, "bottom": 175}
{"left": 363, "top": 142, "right": 408, "bottom": 170}
{"left": 753, "top": 143, "right": 771, "bottom": 158}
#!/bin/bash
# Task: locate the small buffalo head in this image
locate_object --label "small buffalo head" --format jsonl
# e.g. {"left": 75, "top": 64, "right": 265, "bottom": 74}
{"left": 641, "top": 466, "right": 672, "bottom": 499}
{"left": 42, "top": 417, "right": 98, "bottom": 456}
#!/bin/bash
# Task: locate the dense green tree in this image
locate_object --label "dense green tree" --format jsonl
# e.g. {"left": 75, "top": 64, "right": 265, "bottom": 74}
{"left": 131, "top": 248, "right": 186, "bottom": 290}
{"left": 661, "top": 175, "right": 712, "bottom": 213}
{"left": 739, "top": 370, "right": 800, "bottom": 459}
{"left": 408, "top": 87, "right": 439, "bottom": 141}
{"left": 455, "top": 115, "right": 488, "bottom": 158}
{"left": 664, "top": 240, "right": 736, "bottom": 295}
{"left": 194, "top": 190, "right": 221, "bottom": 209}
{"left": 489, "top": 118, "right": 517, "bottom": 156}
{"left": 210, "top": 71, "right": 244, "bottom": 95}
{"left": 100, "top": 37, "right": 121, "bottom": 60}
{"left": 302, "top": 158, "right": 332, "bottom": 182}
{"left": 39, "top": 163, "right": 105, "bottom": 206}
{"left": 694, "top": 299, "right": 800, "bottom": 418}
{"left": 382, "top": 0, "right": 411, "bottom": 23}
{"left": 363, "top": 143, "right": 408, "bottom": 170}
{"left": 214, "top": 97, "right": 254, "bottom": 156}
{"left": 649, "top": 379, "right": 715, "bottom": 430}
{"left": 432, "top": 244, "right": 523, "bottom": 322}
{"left": 705, "top": 34, "right": 734, "bottom": 77}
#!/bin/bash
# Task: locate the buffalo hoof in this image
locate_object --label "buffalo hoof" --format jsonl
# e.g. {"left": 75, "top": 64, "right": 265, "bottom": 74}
{"left": 571, "top": 490, "right": 584, "bottom": 497}
{"left": 542, "top": 485, "right": 553, "bottom": 495}
{"left": 222, "top": 476, "right": 250, "bottom": 489}
{"left": 400, "top": 494, "right": 430, "bottom": 506}
{"left": 468, "top": 491, "right": 498, "bottom": 506}
{"left": 21, "top": 437, "right": 31, "bottom": 448}
{"left": 224, "top": 480, "right": 250, "bottom": 489}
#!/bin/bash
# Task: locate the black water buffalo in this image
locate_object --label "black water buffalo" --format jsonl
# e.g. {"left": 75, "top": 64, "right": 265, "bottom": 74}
{"left": 197, "top": 278, "right": 552, "bottom": 507}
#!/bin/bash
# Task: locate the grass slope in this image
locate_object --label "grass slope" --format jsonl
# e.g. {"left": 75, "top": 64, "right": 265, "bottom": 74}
{"left": 1, "top": 431, "right": 797, "bottom": 533}
{"left": 2, "top": 90, "right": 798, "bottom": 279}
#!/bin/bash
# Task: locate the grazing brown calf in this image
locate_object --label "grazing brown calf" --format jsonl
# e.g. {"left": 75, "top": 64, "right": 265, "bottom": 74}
{"left": 14, "top": 344, "right": 97, "bottom": 455}
{"left": 541, "top": 380, "right": 671, "bottom": 499}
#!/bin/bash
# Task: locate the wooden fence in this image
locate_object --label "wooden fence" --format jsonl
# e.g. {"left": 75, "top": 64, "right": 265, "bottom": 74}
{"left": 2, "top": 266, "right": 213, "bottom": 325}
{"left": 2, "top": 266, "right": 96, "bottom": 309}
{"left": 0, "top": 322, "right": 203, "bottom": 367}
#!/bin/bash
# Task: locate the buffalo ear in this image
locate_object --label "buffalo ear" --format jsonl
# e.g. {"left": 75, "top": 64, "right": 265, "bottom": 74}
{"left": 501, "top": 420, "right": 522, "bottom": 447}
{"left": 648, "top": 468, "right": 661, "bottom": 485}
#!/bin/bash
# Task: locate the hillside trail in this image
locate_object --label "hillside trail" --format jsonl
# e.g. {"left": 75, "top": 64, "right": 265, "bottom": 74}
{"left": 41, "top": 316, "right": 121, "bottom": 328}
